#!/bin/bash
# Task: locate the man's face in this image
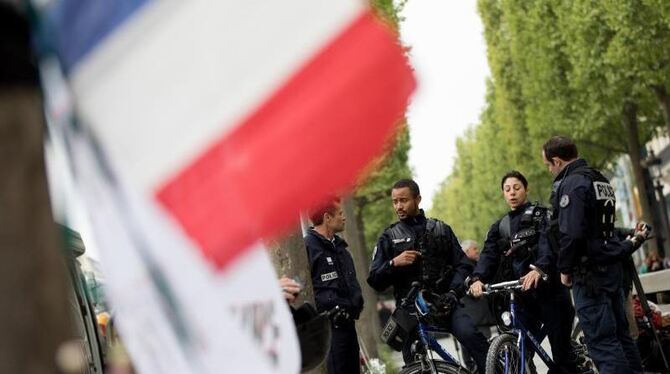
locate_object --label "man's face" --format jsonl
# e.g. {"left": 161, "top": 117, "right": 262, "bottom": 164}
{"left": 542, "top": 151, "right": 564, "bottom": 177}
{"left": 465, "top": 246, "right": 480, "bottom": 261}
{"left": 325, "top": 203, "right": 346, "bottom": 233}
{"left": 391, "top": 187, "right": 421, "bottom": 220}
{"left": 502, "top": 177, "right": 528, "bottom": 210}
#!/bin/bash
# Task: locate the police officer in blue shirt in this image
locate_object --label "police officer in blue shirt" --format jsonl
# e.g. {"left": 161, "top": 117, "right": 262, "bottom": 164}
{"left": 469, "top": 170, "right": 578, "bottom": 373}
{"left": 367, "top": 179, "right": 489, "bottom": 372}
{"left": 541, "top": 136, "right": 646, "bottom": 374}
{"left": 305, "top": 197, "right": 364, "bottom": 374}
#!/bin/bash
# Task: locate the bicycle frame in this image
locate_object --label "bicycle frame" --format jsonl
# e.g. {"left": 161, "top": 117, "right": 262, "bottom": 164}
{"left": 495, "top": 285, "right": 556, "bottom": 373}
{"left": 413, "top": 291, "right": 461, "bottom": 366}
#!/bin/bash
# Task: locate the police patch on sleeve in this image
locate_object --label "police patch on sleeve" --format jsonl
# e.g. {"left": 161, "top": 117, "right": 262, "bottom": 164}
{"left": 559, "top": 194, "right": 570, "bottom": 208}
{"left": 321, "top": 271, "right": 338, "bottom": 281}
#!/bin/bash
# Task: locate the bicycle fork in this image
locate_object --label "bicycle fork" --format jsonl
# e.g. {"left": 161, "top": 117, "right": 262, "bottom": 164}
{"left": 416, "top": 326, "right": 440, "bottom": 374}
{"left": 511, "top": 291, "right": 527, "bottom": 374}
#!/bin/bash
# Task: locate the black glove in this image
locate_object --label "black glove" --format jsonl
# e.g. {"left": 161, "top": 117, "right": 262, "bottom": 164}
{"left": 440, "top": 290, "right": 460, "bottom": 312}
{"left": 330, "top": 306, "right": 351, "bottom": 328}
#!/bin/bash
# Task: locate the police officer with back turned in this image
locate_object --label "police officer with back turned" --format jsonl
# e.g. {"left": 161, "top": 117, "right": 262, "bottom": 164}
{"left": 367, "top": 179, "right": 489, "bottom": 373}
{"left": 305, "top": 197, "right": 364, "bottom": 374}
{"left": 542, "top": 136, "right": 648, "bottom": 374}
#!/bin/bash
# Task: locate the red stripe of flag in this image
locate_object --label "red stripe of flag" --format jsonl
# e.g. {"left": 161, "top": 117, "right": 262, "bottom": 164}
{"left": 156, "top": 10, "right": 415, "bottom": 269}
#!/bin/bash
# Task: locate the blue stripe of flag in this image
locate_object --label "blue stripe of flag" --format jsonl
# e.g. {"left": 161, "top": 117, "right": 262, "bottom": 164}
{"left": 48, "top": 0, "right": 150, "bottom": 73}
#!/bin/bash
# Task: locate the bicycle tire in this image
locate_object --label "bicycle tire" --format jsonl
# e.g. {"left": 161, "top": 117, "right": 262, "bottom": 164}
{"left": 399, "top": 360, "right": 468, "bottom": 374}
{"left": 485, "top": 333, "right": 535, "bottom": 374}
{"left": 571, "top": 322, "right": 599, "bottom": 373}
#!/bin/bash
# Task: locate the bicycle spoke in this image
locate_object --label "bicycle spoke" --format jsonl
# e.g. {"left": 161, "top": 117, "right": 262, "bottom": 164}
{"left": 493, "top": 343, "right": 522, "bottom": 374}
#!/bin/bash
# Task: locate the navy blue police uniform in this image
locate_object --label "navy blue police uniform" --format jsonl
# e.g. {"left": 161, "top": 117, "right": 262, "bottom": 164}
{"left": 367, "top": 210, "right": 489, "bottom": 372}
{"left": 472, "top": 202, "right": 578, "bottom": 373}
{"left": 549, "top": 158, "right": 643, "bottom": 374}
{"left": 305, "top": 229, "right": 364, "bottom": 374}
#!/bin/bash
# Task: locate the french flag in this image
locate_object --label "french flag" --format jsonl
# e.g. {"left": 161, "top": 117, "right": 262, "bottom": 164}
{"left": 40, "top": 0, "right": 414, "bottom": 372}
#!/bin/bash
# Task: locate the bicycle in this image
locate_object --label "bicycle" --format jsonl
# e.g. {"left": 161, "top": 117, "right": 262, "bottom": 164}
{"left": 384, "top": 281, "right": 470, "bottom": 374}
{"left": 482, "top": 266, "right": 595, "bottom": 374}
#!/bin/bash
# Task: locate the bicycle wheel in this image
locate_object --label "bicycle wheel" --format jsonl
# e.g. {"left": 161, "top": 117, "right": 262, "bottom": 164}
{"left": 485, "top": 333, "right": 534, "bottom": 374}
{"left": 399, "top": 359, "right": 467, "bottom": 374}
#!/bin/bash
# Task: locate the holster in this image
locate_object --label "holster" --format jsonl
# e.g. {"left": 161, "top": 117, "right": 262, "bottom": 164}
{"left": 574, "top": 262, "right": 598, "bottom": 297}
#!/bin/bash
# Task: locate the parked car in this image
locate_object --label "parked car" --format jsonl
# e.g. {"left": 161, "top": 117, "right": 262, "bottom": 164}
{"left": 61, "top": 225, "right": 106, "bottom": 373}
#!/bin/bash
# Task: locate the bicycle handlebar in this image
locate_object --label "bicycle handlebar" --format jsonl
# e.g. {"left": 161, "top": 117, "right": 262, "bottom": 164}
{"left": 483, "top": 279, "right": 523, "bottom": 294}
{"left": 414, "top": 267, "right": 542, "bottom": 305}
{"left": 400, "top": 281, "right": 422, "bottom": 308}
{"left": 477, "top": 264, "right": 548, "bottom": 295}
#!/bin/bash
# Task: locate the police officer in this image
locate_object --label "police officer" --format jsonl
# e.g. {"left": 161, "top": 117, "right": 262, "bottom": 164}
{"left": 305, "top": 197, "right": 364, "bottom": 374}
{"left": 542, "top": 136, "right": 645, "bottom": 374}
{"left": 469, "top": 170, "right": 578, "bottom": 373}
{"left": 367, "top": 179, "right": 489, "bottom": 372}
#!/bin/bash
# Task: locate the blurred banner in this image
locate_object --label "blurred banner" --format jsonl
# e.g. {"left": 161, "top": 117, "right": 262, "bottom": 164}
{"left": 36, "top": 0, "right": 414, "bottom": 372}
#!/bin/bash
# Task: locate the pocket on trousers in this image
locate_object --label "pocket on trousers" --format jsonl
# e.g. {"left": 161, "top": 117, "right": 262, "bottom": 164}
{"left": 577, "top": 300, "right": 614, "bottom": 345}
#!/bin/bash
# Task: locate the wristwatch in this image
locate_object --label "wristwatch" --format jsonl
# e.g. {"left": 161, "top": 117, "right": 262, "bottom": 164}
{"left": 389, "top": 259, "right": 394, "bottom": 267}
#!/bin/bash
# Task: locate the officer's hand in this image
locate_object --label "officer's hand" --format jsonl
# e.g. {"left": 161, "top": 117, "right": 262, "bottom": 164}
{"left": 279, "top": 276, "right": 301, "bottom": 304}
{"left": 560, "top": 273, "right": 573, "bottom": 287}
{"left": 392, "top": 250, "right": 421, "bottom": 267}
{"left": 635, "top": 221, "right": 652, "bottom": 237}
{"left": 627, "top": 221, "right": 652, "bottom": 250}
{"left": 469, "top": 280, "right": 485, "bottom": 298}
{"left": 520, "top": 270, "right": 541, "bottom": 291}
{"left": 330, "top": 307, "right": 351, "bottom": 328}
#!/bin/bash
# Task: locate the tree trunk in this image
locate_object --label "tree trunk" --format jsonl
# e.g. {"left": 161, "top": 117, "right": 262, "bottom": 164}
{"left": 342, "top": 196, "right": 380, "bottom": 364}
{"left": 653, "top": 85, "right": 670, "bottom": 137}
{"left": 266, "top": 227, "right": 327, "bottom": 374}
{"left": 266, "top": 228, "right": 315, "bottom": 306}
{"left": 0, "top": 5, "right": 74, "bottom": 372}
{"left": 622, "top": 102, "right": 659, "bottom": 253}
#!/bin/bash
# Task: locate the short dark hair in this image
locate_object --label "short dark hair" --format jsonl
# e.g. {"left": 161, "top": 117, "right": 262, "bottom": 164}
{"left": 392, "top": 178, "right": 420, "bottom": 197}
{"left": 543, "top": 136, "right": 578, "bottom": 163}
{"left": 309, "top": 197, "right": 340, "bottom": 226}
{"left": 501, "top": 170, "right": 528, "bottom": 190}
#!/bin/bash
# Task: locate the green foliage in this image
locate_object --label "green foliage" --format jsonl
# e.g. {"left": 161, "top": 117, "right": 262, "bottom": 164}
{"left": 432, "top": 0, "right": 670, "bottom": 243}
{"left": 377, "top": 344, "right": 399, "bottom": 373}
{"left": 355, "top": 125, "right": 413, "bottom": 248}
{"left": 644, "top": 0, "right": 670, "bottom": 27}
{"left": 370, "top": 0, "right": 408, "bottom": 29}
{"left": 431, "top": 83, "right": 507, "bottom": 241}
